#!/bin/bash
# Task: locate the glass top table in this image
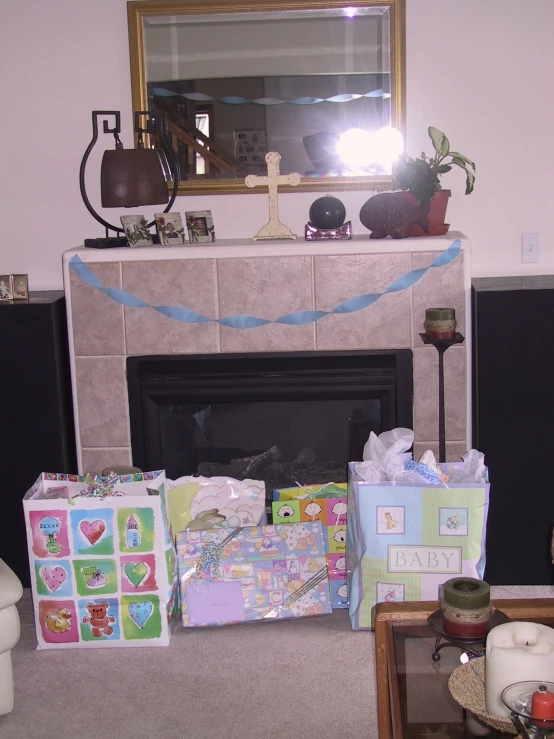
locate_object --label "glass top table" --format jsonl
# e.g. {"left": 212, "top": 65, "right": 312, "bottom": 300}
{"left": 374, "top": 599, "right": 554, "bottom": 739}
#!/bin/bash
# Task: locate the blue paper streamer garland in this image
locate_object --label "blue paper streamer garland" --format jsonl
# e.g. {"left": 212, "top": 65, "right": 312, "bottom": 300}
{"left": 69, "top": 239, "right": 461, "bottom": 330}
{"left": 153, "top": 86, "right": 386, "bottom": 106}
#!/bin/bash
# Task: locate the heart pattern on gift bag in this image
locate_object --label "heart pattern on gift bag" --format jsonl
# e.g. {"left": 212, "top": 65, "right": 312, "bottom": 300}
{"left": 124, "top": 562, "right": 148, "bottom": 588}
{"left": 128, "top": 601, "right": 153, "bottom": 629}
{"left": 80, "top": 520, "right": 106, "bottom": 545}
{"left": 41, "top": 565, "right": 67, "bottom": 592}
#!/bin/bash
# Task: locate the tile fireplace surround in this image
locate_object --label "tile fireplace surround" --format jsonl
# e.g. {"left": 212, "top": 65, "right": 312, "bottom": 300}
{"left": 62, "top": 232, "right": 471, "bottom": 475}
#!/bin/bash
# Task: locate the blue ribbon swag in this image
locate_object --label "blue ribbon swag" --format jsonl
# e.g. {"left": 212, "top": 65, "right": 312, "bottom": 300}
{"left": 69, "top": 239, "right": 461, "bottom": 330}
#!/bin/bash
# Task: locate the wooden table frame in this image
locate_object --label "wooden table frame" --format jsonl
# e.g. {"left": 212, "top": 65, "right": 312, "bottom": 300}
{"left": 374, "top": 598, "right": 554, "bottom": 739}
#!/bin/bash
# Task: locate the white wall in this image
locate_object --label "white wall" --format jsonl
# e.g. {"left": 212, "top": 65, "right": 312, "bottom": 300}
{"left": 2, "top": 0, "right": 553, "bottom": 289}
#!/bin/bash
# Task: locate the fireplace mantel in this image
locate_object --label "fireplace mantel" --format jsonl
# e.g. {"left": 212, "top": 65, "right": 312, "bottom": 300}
{"left": 62, "top": 232, "right": 471, "bottom": 475}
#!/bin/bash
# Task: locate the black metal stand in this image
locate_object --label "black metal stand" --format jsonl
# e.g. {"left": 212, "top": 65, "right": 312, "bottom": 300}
{"left": 427, "top": 609, "right": 509, "bottom": 661}
{"left": 419, "top": 332, "right": 465, "bottom": 462}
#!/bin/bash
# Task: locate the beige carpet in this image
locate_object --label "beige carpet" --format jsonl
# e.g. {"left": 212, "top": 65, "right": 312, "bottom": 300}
{"left": 2, "top": 590, "right": 378, "bottom": 739}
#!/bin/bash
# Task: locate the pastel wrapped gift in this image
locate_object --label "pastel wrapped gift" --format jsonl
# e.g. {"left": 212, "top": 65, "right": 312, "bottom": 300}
{"left": 272, "top": 484, "right": 348, "bottom": 609}
{"left": 165, "top": 475, "right": 267, "bottom": 537}
{"left": 176, "top": 521, "right": 332, "bottom": 627}
{"left": 23, "top": 471, "right": 178, "bottom": 649}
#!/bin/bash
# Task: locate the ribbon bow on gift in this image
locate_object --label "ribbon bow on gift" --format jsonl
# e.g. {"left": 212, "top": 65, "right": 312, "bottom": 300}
{"left": 72, "top": 472, "right": 125, "bottom": 501}
{"left": 194, "top": 529, "right": 242, "bottom": 581}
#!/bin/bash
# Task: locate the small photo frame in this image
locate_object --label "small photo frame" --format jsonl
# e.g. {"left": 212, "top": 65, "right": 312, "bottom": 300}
{"left": 0, "top": 275, "right": 14, "bottom": 301}
{"left": 154, "top": 212, "right": 186, "bottom": 245}
{"left": 120, "top": 215, "right": 153, "bottom": 247}
{"left": 185, "top": 211, "right": 215, "bottom": 243}
{"left": 11, "top": 274, "right": 29, "bottom": 300}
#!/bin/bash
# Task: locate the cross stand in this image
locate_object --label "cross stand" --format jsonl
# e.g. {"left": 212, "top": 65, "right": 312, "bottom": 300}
{"left": 245, "top": 151, "right": 301, "bottom": 240}
{"left": 419, "top": 332, "right": 465, "bottom": 463}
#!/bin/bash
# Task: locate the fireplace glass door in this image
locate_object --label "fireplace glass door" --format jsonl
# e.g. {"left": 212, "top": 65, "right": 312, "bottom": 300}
{"left": 127, "top": 351, "right": 413, "bottom": 501}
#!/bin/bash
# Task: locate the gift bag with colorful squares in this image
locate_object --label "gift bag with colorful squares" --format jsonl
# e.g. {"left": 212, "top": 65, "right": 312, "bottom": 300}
{"left": 23, "top": 470, "right": 178, "bottom": 649}
{"left": 272, "top": 483, "right": 348, "bottom": 609}
{"left": 176, "top": 521, "right": 332, "bottom": 627}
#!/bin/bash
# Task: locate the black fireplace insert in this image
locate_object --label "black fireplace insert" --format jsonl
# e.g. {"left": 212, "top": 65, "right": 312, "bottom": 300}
{"left": 127, "top": 350, "right": 413, "bottom": 500}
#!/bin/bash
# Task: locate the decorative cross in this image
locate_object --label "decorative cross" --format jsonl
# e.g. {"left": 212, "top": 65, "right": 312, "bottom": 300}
{"left": 245, "top": 151, "right": 301, "bottom": 240}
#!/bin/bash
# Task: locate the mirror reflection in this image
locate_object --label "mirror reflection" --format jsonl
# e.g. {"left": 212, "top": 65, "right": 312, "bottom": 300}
{"left": 129, "top": 1, "right": 405, "bottom": 194}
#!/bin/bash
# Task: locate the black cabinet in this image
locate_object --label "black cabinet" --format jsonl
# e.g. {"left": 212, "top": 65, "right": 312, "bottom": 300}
{"left": 473, "top": 277, "right": 554, "bottom": 585}
{"left": 1, "top": 292, "right": 76, "bottom": 586}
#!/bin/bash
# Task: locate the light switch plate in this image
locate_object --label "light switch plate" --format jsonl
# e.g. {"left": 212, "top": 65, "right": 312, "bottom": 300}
{"left": 522, "top": 233, "right": 541, "bottom": 263}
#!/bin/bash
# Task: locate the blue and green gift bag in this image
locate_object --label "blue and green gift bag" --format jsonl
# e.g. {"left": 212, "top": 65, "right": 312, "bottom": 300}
{"left": 347, "top": 462, "right": 490, "bottom": 629}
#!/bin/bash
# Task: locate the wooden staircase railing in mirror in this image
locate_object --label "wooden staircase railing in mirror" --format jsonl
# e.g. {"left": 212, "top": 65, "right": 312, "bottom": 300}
{"left": 153, "top": 95, "right": 250, "bottom": 178}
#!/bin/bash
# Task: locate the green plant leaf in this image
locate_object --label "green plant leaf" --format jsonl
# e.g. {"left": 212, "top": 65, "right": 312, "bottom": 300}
{"left": 449, "top": 152, "right": 476, "bottom": 172}
{"left": 437, "top": 165, "right": 452, "bottom": 173}
{"left": 428, "top": 127, "right": 450, "bottom": 157}
{"left": 451, "top": 157, "right": 475, "bottom": 194}
{"left": 465, "top": 170, "right": 475, "bottom": 195}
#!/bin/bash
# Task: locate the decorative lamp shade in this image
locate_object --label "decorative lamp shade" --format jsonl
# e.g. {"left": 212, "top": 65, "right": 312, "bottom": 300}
{"left": 100, "top": 148, "right": 168, "bottom": 208}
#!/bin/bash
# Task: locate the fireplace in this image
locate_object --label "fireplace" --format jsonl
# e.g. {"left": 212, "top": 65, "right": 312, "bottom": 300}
{"left": 127, "top": 350, "right": 413, "bottom": 499}
{"left": 62, "top": 233, "right": 471, "bottom": 476}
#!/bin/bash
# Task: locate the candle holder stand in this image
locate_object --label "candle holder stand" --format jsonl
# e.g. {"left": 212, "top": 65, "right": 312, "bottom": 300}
{"left": 419, "top": 332, "right": 465, "bottom": 463}
{"left": 427, "top": 609, "right": 509, "bottom": 662}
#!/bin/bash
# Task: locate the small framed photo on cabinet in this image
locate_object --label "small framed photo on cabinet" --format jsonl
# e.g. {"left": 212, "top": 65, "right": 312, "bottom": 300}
{"left": 0, "top": 275, "right": 13, "bottom": 301}
{"left": 11, "top": 274, "right": 29, "bottom": 300}
{"left": 186, "top": 211, "right": 215, "bottom": 243}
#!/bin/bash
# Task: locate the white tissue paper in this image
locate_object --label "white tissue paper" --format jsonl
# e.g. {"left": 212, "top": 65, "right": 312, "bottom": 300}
{"left": 359, "top": 428, "right": 414, "bottom": 481}
{"left": 355, "top": 428, "right": 488, "bottom": 484}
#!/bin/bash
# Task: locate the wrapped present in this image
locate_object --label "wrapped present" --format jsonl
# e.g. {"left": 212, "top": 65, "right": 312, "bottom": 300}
{"left": 176, "top": 521, "right": 332, "bottom": 627}
{"left": 23, "top": 471, "right": 178, "bottom": 649}
{"left": 164, "top": 475, "right": 267, "bottom": 537}
{"left": 272, "top": 483, "right": 348, "bottom": 609}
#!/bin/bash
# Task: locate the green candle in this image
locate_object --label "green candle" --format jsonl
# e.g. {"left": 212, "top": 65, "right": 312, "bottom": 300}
{"left": 424, "top": 307, "right": 456, "bottom": 339}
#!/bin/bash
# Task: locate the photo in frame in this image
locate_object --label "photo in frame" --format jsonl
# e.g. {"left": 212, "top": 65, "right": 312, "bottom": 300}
{"left": 11, "top": 274, "right": 29, "bottom": 300}
{"left": 185, "top": 211, "right": 215, "bottom": 243}
{"left": 233, "top": 129, "right": 268, "bottom": 170}
{"left": 154, "top": 212, "right": 186, "bottom": 245}
{"left": 0, "top": 275, "right": 14, "bottom": 301}
{"left": 120, "top": 215, "right": 153, "bottom": 247}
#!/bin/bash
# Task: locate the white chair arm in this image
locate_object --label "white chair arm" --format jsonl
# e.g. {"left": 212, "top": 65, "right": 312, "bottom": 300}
{"left": 0, "top": 560, "right": 23, "bottom": 610}
{"left": 0, "top": 605, "right": 21, "bottom": 654}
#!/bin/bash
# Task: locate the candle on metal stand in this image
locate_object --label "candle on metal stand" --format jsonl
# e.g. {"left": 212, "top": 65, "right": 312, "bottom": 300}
{"left": 440, "top": 577, "right": 491, "bottom": 638}
{"left": 531, "top": 684, "right": 554, "bottom": 726}
{"left": 424, "top": 307, "right": 457, "bottom": 339}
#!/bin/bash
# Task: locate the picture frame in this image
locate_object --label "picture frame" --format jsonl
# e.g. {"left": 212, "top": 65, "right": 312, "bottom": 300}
{"left": 185, "top": 211, "right": 216, "bottom": 243}
{"left": 154, "top": 212, "right": 186, "bottom": 245}
{"left": 0, "top": 274, "right": 29, "bottom": 301}
{"left": 233, "top": 129, "right": 267, "bottom": 170}
{"left": 120, "top": 215, "right": 153, "bottom": 247}
{"left": 11, "top": 274, "right": 29, "bottom": 300}
{"left": 0, "top": 275, "right": 14, "bottom": 301}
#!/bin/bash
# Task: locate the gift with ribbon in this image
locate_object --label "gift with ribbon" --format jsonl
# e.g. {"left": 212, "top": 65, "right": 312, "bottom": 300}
{"left": 272, "top": 483, "right": 349, "bottom": 609}
{"left": 176, "top": 521, "right": 332, "bottom": 627}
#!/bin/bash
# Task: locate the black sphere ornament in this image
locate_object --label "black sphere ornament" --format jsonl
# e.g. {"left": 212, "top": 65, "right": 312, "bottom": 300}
{"left": 309, "top": 195, "right": 346, "bottom": 230}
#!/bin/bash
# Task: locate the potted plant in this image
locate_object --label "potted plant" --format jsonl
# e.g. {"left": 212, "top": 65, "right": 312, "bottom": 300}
{"left": 393, "top": 126, "right": 475, "bottom": 236}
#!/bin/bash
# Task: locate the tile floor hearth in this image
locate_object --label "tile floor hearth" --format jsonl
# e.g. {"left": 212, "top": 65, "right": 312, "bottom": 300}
{"left": 63, "top": 233, "right": 471, "bottom": 474}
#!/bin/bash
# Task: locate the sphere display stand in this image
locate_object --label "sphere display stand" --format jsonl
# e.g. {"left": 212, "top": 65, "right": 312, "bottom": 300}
{"left": 419, "top": 332, "right": 465, "bottom": 463}
{"left": 427, "top": 609, "right": 509, "bottom": 661}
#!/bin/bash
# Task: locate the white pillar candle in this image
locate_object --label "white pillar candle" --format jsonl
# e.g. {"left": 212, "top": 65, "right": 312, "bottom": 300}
{"left": 485, "top": 622, "right": 554, "bottom": 717}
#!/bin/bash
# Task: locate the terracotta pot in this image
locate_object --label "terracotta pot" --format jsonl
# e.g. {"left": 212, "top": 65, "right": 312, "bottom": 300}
{"left": 398, "top": 189, "right": 451, "bottom": 237}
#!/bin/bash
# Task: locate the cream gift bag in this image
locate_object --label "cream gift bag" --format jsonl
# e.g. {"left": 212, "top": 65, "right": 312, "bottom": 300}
{"left": 23, "top": 471, "right": 178, "bottom": 649}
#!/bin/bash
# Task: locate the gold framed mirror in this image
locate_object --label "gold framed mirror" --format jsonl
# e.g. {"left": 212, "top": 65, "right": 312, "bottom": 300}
{"left": 128, "top": 0, "right": 405, "bottom": 196}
